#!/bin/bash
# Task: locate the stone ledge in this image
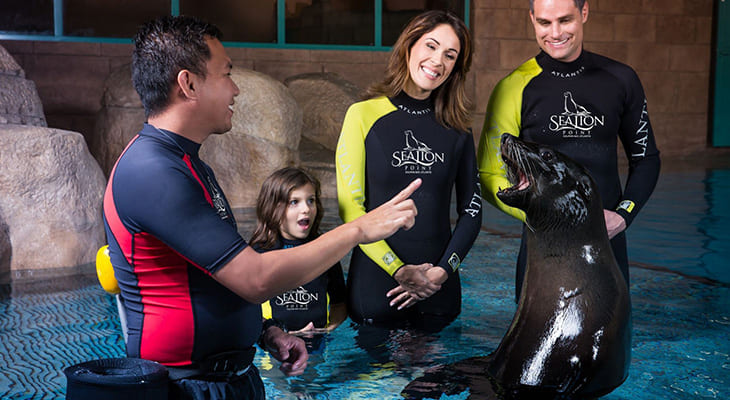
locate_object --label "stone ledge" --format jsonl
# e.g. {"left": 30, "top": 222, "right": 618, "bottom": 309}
{"left": 0, "top": 263, "right": 97, "bottom": 299}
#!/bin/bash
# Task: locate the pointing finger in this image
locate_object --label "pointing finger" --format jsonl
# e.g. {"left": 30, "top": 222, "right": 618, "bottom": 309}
{"left": 388, "top": 178, "right": 422, "bottom": 205}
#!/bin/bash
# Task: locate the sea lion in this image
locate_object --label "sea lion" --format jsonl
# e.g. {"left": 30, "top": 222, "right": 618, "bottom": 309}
{"left": 402, "top": 134, "right": 631, "bottom": 399}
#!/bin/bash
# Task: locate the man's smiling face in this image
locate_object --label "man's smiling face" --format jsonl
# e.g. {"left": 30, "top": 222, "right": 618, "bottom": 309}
{"left": 530, "top": 0, "right": 589, "bottom": 63}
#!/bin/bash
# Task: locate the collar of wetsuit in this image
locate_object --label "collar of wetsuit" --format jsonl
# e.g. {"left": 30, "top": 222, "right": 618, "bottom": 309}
{"left": 538, "top": 49, "right": 587, "bottom": 76}
{"left": 392, "top": 91, "right": 434, "bottom": 115}
{"left": 142, "top": 123, "right": 202, "bottom": 157}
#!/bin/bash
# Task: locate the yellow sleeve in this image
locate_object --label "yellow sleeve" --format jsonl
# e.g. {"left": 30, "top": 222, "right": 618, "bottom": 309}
{"left": 477, "top": 58, "right": 542, "bottom": 222}
{"left": 335, "top": 98, "right": 404, "bottom": 276}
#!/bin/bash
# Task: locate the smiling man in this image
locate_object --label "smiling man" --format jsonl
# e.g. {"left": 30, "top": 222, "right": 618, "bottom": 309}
{"left": 103, "top": 15, "right": 421, "bottom": 399}
{"left": 477, "top": 0, "right": 661, "bottom": 302}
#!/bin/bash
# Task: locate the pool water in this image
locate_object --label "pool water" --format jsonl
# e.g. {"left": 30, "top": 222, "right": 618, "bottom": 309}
{"left": 1, "top": 166, "right": 728, "bottom": 399}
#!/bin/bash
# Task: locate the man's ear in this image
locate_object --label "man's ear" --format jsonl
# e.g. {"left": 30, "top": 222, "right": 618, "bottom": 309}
{"left": 176, "top": 69, "right": 198, "bottom": 100}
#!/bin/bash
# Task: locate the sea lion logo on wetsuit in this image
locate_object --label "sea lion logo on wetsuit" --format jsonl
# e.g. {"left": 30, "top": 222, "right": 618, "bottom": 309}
{"left": 548, "top": 91, "right": 605, "bottom": 138}
{"left": 391, "top": 130, "right": 445, "bottom": 174}
{"left": 205, "top": 175, "right": 230, "bottom": 221}
{"left": 274, "top": 286, "right": 319, "bottom": 311}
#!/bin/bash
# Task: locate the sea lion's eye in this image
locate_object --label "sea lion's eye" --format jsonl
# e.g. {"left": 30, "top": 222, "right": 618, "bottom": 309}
{"left": 540, "top": 151, "right": 554, "bottom": 161}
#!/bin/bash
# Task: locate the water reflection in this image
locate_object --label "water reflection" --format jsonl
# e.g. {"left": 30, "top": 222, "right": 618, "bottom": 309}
{"left": 630, "top": 167, "right": 730, "bottom": 285}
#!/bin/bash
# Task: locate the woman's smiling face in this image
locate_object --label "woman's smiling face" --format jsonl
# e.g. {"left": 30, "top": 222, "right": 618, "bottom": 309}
{"left": 404, "top": 23, "right": 460, "bottom": 100}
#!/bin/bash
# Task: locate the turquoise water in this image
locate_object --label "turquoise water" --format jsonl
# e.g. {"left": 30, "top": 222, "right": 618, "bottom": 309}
{"left": 1, "top": 166, "right": 728, "bottom": 399}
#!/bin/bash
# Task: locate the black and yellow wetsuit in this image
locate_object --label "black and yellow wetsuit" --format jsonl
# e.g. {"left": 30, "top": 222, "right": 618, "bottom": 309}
{"left": 478, "top": 50, "right": 661, "bottom": 300}
{"left": 256, "top": 237, "right": 346, "bottom": 332}
{"left": 336, "top": 92, "right": 483, "bottom": 329}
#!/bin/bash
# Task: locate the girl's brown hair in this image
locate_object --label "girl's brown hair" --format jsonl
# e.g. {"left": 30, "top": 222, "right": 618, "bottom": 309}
{"left": 365, "top": 10, "right": 473, "bottom": 132}
{"left": 250, "top": 167, "right": 323, "bottom": 250}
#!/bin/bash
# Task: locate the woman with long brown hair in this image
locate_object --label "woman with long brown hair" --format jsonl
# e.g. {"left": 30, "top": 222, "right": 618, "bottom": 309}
{"left": 336, "top": 10, "right": 482, "bottom": 332}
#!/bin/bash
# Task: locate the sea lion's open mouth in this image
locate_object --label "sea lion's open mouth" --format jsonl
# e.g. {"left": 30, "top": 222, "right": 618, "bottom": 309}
{"left": 501, "top": 156, "right": 530, "bottom": 193}
{"left": 498, "top": 136, "right": 531, "bottom": 196}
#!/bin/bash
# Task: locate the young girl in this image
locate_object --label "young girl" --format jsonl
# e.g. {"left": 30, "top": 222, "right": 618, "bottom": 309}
{"left": 250, "top": 167, "right": 347, "bottom": 334}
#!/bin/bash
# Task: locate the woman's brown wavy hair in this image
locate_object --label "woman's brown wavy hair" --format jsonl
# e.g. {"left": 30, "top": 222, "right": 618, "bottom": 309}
{"left": 249, "top": 167, "right": 323, "bottom": 250}
{"left": 365, "top": 10, "right": 473, "bottom": 132}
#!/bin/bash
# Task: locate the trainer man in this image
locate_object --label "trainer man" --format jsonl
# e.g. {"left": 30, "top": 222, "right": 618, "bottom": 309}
{"left": 103, "top": 15, "right": 420, "bottom": 399}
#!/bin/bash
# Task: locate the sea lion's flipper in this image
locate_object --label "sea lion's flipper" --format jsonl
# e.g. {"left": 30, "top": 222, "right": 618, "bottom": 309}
{"left": 401, "top": 356, "right": 499, "bottom": 399}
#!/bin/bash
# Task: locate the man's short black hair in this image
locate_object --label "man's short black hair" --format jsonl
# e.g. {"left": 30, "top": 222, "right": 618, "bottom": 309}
{"left": 132, "top": 15, "right": 222, "bottom": 118}
{"left": 529, "top": 0, "right": 586, "bottom": 13}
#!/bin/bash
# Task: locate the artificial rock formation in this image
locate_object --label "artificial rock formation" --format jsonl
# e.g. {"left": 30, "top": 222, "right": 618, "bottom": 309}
{"left": 0, "top": 45, "right": 105, "bottom": 278}
{"left": 0, "top": 45, "right": 46, "bottom": 126}
{"left": 0, "top": 125, "right": 106, "bottom": 273}
{"left": 284, "top": 72, "right": 361, "bottom": 199}
{"left": 93, "top": 64, "right": 302, "bottom": 208}
{"left": 91, "top": 63, "right": 146, "bottom": 175}
{"left": 284, "top": 72, "right": 360, "bottom": 152}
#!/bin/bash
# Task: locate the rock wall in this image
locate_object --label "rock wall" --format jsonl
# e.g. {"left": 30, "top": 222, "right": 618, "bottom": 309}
{"left": 284, "top": 72, "right": 361, "bottom": 152}
{"left": 0, "top": 45, "right": 46, "bottom": 126}
{"left": 0, "top": 44, "right": 106, "bottom": 280}
{"left": 0, "top": 125, "right": 106, "bottom": 273}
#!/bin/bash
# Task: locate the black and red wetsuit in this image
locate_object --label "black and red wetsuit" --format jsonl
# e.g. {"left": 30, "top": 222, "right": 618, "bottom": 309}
{"left": 103, "top": 123, "right": 258, "bottom": 367}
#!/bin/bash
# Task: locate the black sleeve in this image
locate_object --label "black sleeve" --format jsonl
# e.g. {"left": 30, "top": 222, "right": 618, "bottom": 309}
{"left": 616, "top": 68, "right": 661, "bottom": 226}
{"left": 436, "top": 133, "right": 483, "bottom": 275}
